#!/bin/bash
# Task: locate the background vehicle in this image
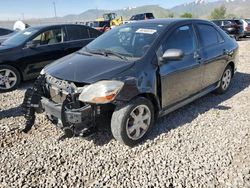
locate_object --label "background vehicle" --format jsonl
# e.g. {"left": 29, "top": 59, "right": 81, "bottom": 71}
{"left": 239, "top": 19, "right": 250, "bottom": 37}
{"left": 23, "top": 19, "right": 238, "bottom": 146}
{"left": 212, "top": 19, "right": 244, "bottom": 40}
{"left": 0, "top": 28, "right": 14, "bottom": 36}
{"left": 96, "top": 13, "right": 123, "bottom": 29}
{"left": 124, "top": 13, "right": 155, "bottom": 24}
{"left": 0, "top": 24, "right": 102, "bottom": 92}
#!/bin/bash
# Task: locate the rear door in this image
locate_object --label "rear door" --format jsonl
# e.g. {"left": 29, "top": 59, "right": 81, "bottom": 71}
{"left": 21, "top": 26, "right": 67, "bottom": 79}
{"left": 194, "top": 23, "right": 227, "bottom": 88}
{"left": 65, "top": 25, "right": 94, "bottom": 54}
{"left": 158, "top": 24, "right": 203, "bottom": 108}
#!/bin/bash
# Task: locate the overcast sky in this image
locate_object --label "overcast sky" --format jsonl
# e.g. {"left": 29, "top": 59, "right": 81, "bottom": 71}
{"left": 0, "top": 0, "right": 203, "bottom": 20}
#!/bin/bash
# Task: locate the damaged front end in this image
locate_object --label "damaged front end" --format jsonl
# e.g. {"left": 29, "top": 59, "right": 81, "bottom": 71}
{"left": 22, "top": 74, "right": 116, "bottom": 137}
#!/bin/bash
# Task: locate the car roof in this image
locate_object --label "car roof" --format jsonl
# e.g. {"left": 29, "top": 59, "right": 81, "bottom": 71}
{"left": 29, "top": 24, "right": 89, "bottom": 30}
{"left": 130, "top": 18, "right": 211, "bottom": 26}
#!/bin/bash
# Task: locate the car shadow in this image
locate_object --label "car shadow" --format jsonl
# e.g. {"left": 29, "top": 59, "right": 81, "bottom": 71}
{"left": 91, "top": 71, "right": 250, "bottom": 146}
{"left": 0, "top": 106, "right": 24, "bottom": 120}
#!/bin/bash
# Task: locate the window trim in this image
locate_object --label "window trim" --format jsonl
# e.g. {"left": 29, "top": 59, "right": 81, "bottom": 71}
{"left": 65, "top": 25, "right": 90, "bottom": 42}
{"left": 160, "top": 24, "right": 198, "bottom": 56}
{"left": 195, "top": 23, "right": 225, "bottom": 49}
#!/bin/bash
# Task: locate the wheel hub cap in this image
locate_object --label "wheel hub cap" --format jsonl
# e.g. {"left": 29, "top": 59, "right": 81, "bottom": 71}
{"left": 222, "top": 69, "right": 232, "bottom": 90}
{"left": 126, "top": 105, "right": 151, "bottom": 140}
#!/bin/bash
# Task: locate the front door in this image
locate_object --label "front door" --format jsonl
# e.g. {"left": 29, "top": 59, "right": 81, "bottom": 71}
{"left": 21, "top": 27, "right": 68, "bottom": 79}
{"left": 159, "top": 24, "right": 204, "bottom": 108}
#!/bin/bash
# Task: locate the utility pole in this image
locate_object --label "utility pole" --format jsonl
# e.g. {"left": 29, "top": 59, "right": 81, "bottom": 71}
{"left": 53, "top": 2, "right": 57, "bottom": 18}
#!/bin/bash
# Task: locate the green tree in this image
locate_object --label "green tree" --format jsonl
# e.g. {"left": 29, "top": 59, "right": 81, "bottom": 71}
{"left": 168, "top": 13, "right": 174, "bottom": 18}
{"left": 210, "top": 5, "right": 227, "bottom": 19}
{"left": 180, "top": 12, "right": 193, "bottom": 18}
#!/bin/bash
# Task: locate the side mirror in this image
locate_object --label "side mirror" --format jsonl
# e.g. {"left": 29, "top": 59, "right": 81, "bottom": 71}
{"left": 161, "top": 49, "right": 184, "bottom": 61}
{"left": 25, "top": 41, "right": 37, "bottom": 49}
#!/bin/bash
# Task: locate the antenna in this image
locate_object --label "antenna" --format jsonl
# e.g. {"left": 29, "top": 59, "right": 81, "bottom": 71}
{"left": 53, "top": 2, "right": 57, "bottom": 18}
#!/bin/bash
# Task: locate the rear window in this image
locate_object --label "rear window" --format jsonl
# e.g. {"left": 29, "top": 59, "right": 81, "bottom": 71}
{"left": 66, "top": 25, "right": 89, "bottom": 41}
{"left": 197, "top": 24, "right": 224, "bottom": 47}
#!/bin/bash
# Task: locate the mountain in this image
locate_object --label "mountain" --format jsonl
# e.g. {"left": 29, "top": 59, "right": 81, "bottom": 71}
{"left": 171, "top": 0, "right": 250, "bottom": 18}
{"left": 60, "top": 5, "right": 170, "bottom": 22}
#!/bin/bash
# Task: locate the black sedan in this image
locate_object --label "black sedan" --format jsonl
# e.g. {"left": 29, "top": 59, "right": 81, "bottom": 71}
{"left": 23, "top": 19, "right": 238, "bottom": 146}
{"left": 0, "top": 24, "right": 102, "bottom": 92}
{"left": 0, "top": 28, "right": 14, "bottom": 36}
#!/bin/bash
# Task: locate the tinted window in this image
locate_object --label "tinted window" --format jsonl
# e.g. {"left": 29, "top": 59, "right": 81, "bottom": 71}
{"left": 212, "top": 21, "right": 221, "bottom": 26}
{"left": 197, "top": 24, "right": 223, "bottom": 47}
{"left": 0, "top": 28, "right": 12, "bottom": 36}
{"left": 146, "top": 13, "right": 154, "bottom": 19}
{"left": 89, "top": 28, "right": 101, "bottom": 38}
{"left": 31, "top": 28, "right": 64, "bottom": 46}
{"left": 2, "top": 27, "right": 38, "bottom": 46}
{"left": 66, "top": 25, "right": 89, "bottom": 41}
{"left": 164, "top": 25, "right": 196, "bottom": 54}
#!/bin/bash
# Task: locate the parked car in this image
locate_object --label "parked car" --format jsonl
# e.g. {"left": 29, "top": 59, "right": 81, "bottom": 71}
{"left": 124, "top": 13, "right": 155, "bottom": 24}
{"left": 0, "top": 27, "right": 14, "bottom": 36}
{"left": 211, "top": 19, "right": 244, "bottom": 40}
{"left": 0, "top": 24, "right": 102, "bottom": 92}
{"left": 0, "top": 31, "right": 18, "bottom": 44}
{"left": 239, "top": 19, "right": 250, "bottom": 37}
{"left": 22, "top": 19, "right": 238, "bottom": 146}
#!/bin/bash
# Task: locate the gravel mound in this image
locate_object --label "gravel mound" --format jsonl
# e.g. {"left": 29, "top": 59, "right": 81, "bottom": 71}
{"left": 0, "top": 39, "right": 250, "bottom": 188}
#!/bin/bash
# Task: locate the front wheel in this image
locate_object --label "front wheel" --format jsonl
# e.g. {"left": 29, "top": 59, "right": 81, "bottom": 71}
{"left": 111, "top": 97, "right": 155, "bottom": 146}
{"left": 215, "top": 65, "right": 233, "bottom": 94}
{"left": 0, "top": 65, "right": 21, "bottom": 92}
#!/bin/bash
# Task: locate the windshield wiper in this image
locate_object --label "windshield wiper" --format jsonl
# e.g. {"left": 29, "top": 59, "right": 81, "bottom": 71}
{"left": 85, "top": 47, "right": 128, "bottom": 60}
{"left": 102, "top": 49, "right": 128, "bottom": 60}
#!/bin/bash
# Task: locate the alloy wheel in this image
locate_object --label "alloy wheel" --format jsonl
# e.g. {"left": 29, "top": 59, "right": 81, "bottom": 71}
{"left": 0, "top": 69, "right": 18, "bottom": 90}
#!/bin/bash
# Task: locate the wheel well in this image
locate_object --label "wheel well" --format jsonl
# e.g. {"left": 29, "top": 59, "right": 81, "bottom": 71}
{"left": 136, "top": 93, "right": 161, "bottom": 118}
{"left": 228, "top": 62, "right": 235, "bottom": 77}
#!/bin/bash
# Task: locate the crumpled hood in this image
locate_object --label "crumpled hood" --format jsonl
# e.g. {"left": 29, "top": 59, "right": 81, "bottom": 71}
{"left": 44, "top": 52, "right": 135, "bottom": 83}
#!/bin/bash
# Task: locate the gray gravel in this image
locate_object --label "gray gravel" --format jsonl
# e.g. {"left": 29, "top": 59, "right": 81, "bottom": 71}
{"left": 1, "top": 38, "right": 250, "bottom": 188}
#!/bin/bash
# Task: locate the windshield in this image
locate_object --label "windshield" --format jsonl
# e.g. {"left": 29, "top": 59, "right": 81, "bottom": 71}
{"left": 2, "top": 27, "right": 38, "bottom": 46}
{"left": 82, "top": 23, "right": 165, "bottom": 59}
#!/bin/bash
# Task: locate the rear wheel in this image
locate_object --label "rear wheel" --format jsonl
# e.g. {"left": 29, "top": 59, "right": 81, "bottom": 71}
{"left": 215, "top": 65, "right": 233, "bottom": 94}
{"left": 0, "top": 65, "right": 21, "bottom": 92}
{"left": 111, "top": 97, "right": 154, "bottom": 146}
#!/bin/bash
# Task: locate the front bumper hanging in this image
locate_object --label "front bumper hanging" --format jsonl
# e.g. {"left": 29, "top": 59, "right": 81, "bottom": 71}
{"left": 22, "top": 75, "right": 98, "bottom": 137}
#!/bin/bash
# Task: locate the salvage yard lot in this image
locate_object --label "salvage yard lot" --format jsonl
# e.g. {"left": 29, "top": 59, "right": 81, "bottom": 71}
{"left": 0, "top": 38, "right": 250, "bottom": 187}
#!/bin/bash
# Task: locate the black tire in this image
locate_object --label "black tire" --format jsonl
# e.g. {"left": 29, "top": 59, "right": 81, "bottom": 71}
{"left": 215, "top": 65, "right": 233, "bottom": 94}
{"left": 111, "top": 97, "right": 155, "bottom": 147}
{"left": 0, "top": 65, "right": 21, "bottom": 92}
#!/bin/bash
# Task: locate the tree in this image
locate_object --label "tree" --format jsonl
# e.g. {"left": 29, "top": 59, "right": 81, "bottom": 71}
{"left": 180, "top": 12, "right": 193, "bottom": 18}
{"left": 168, "top": 13, "right": 174, "bottom": 18}
{"left": 210, "top": 5, "right": 227, "bottom": 19}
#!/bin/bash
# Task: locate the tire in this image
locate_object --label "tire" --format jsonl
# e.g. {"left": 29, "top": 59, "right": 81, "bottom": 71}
{"left": 111, "top": 97, "right": 155, "bottom": 146}
{"left": 0, "top": 65, "right": 21, "bottom": 92}
{"left": 215, "top": 65, "right": 233, "bottom": 94}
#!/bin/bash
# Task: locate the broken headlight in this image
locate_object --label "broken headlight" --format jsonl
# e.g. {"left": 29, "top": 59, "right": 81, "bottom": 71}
{"left": 78, "top": 80, "right": 124, "bottom": 104}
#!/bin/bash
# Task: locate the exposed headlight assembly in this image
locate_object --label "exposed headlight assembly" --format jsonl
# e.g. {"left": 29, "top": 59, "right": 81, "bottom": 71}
{"left": 79, "top": 80, "right": 124, "bottom": 104}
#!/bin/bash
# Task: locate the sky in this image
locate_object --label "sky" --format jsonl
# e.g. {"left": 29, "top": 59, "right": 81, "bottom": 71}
{"left": 0, "top": 0, "right": 198, "bottom": 20}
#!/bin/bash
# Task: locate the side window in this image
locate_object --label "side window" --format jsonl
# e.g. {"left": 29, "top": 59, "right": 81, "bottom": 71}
{"left": 164, "top": 25, "right": 196, "bottom": 55}
{"left": 197, "top": 24, "right": 223, "bottom": 47}
{"left": 32, "top": 28, "right": 64, "bottom": 46}
{"left": 66, "top": 26, "right": 90, "bottom": 41}
{"left": 89, "top": 28, "right": 101, "bottom": 38}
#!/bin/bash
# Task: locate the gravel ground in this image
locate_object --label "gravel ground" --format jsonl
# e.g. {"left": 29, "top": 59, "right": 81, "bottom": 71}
{"left": 0, "top": 38, "right": 250, "bottom": 188}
